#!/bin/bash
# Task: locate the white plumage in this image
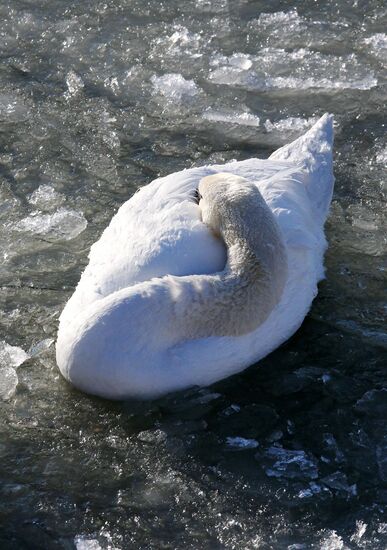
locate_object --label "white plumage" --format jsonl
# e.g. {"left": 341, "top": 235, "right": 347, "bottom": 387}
{"left": 56, "top": 114, "right": 334, "bottom": 399}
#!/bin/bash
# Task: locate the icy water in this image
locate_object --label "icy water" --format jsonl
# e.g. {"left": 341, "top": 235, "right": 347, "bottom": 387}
{"left": 0, "top": 0, "right": 386, "bottom": 548}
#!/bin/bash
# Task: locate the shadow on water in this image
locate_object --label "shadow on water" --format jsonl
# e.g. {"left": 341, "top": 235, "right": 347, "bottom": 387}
{"left": 1, "top": 311, "right": 386, "bottom": 548}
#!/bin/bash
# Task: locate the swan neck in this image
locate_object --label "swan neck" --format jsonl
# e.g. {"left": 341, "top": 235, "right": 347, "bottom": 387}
{"left": 180, "top": 190, "right": 288, "bottom": 338}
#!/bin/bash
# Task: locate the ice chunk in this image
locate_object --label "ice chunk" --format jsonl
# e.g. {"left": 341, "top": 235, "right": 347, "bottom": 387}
{"left": 0, "top": 340, "right": 29, "bottom": 368}
{"left": 168, "top": 26, "right": 201, "bottom": 49}
{"left": 0, "top": 341, "right": 29, "bottom": 400}
{"left": 0, "top": 366, "right": 18, "bottom": 401}
{"left": 322, "top": 433, "right": 345, "bottom": 464}
{"left": 221, "top": 404, "right": 241, "bottom": 416}
{"left": 74, "top": 529, "right": 120, "bottom": 550}
{"left": 264, "top": 116, "right": 318, "bottom": 133}
{"left": 347, "top": 204, "right": 380, "bottom": 232}
{"left": 256, "top": 8, "right": 301, "bottom": 27}
{"left": 150, "top": 25, "right": 202, "bottom": 61}
{"left": 151, "top": 73, "right": 200, "bottom": 103}
{"left": 320, "top": 472, "right": 357, "bottom": 497}
{"left": 0, "top": 93, "right": 30, "bottom": 122}
{"left": 226, "top": 437, "right": 259, "bottom": 450}
{"left": 375, "top": 146, "right": 387, "bottom": 164}
{"left": 350, "top": 521, "right": 367, "bottom": 544}
{"left": 209, "top": 49, "right": 377, "bottom": 91}
{"left": 263, "top": 446, "right": 318, "bottom": 480}
{"left": 66, "top": 70, "right": 85, "bottom": 96}
{"left": 202, "top": 108, "right": 260, "bottom": 127}
{"left": 74, "top": 537, "right": 102, "bottom": 550}
{"left": 363, "top": 34, "right": 387, "bottom": 66}
{"left": 29, "top": 185, "right": 65, "bottom": 211}
{"left": 297, "top": 481, "right": 324, "bottom": 499}
{"left": 29, "top": 338, "right": 55, "bottom": 358}
{"left": 320, "top": 531, "right": 346, "bottom": 550}
{"left": 15, "top": 208, "right": 87, "bottom": 241}
{"left": 137, "top": 429, "right": 167, "bottom": 444}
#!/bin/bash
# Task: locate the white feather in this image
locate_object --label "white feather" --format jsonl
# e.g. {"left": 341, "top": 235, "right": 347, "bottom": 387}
{"left": 56, "top": 114, "right": 334, "bottom": 399}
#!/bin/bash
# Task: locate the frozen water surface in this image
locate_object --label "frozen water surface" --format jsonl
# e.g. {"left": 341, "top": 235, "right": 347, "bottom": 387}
{"left": 0, "top": 0, "right": 386, "bottom": 548}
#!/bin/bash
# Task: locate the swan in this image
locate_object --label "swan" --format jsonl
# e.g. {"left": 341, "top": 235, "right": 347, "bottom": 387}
{"left": 56, "top": 114, "right": 334, "bottom": 399}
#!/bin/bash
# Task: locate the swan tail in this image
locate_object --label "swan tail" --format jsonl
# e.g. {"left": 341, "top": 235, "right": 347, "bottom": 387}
{"left": 269, "top": 114, "right": 334, "bottom": 221}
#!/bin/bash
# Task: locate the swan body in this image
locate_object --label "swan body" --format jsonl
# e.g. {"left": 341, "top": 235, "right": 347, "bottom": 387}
{"left": 56, "top": 114, "right": 334, "bottom": 399}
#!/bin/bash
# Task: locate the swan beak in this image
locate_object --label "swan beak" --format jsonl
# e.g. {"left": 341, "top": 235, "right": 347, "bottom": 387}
{"left": 193, "top": 189, "right": 202, "bottom": 204}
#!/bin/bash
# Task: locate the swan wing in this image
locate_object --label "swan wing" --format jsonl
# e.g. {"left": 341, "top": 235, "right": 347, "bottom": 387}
{"left": 76, "top": 160, "right": 297, "bottom": 307}
{"left": 66, "top": 115, "right": 332, "bottom": 315}
{"left": 269, "top": 113, "right": 334, "bottom": 220}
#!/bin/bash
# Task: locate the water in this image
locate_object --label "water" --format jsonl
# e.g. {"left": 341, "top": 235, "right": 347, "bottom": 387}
{"left": 0, "top": 0, "right": 386, "bottom": 547}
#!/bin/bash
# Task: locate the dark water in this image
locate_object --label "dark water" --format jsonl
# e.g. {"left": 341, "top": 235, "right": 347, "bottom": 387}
{"left": 0, "top": 1, "right": 386, "bottom": 548}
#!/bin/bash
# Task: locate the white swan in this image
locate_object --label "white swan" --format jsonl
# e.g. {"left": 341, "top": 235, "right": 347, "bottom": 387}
{"left": 56, "top": 114, "right": 334, "bottom": 399}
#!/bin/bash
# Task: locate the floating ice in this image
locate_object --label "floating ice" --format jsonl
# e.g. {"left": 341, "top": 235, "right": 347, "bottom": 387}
{"left": 151, "top": 73, "right": 200, "bottom": 103}
{"left": 202, "top": 108, "right": 260, "bottom": 127}
{"left": 137, "top": 429, "right": 167, "bottom": 444}
{"left": 297, "top": 481, "right": 324, "bottom": 499}
{"left": 0, "top": 92, "right": 30, "bottom": 122}
{"left": 29, "top": 338, "right": 55, "bottom": 358}
{"left": 0, "top": 186, "right": 20, "bottom": 219}
{"left": 264, "top": 116, "right": 318, "bottom": 133}
{"left": 320, "top": 472, "right": 357, "bottom": 496}
{"left": 322, "top": 433, "right": 346, "bottom": 464}
{"left": 169, "top": 26, "right": 201, "bottom": 49}
{"left": 263, "top": 446, "right": 318, "bottom": 480}
{"left": 320, "top": 531, "right": 346, "bottom": 550}
{"left": 256, "top": 8, "right": 301, "bottom": 27}
{"left": 363, "top": 34, "right": 387, "bottom": 66}
{"left": 347, "top": 204, "right": 380, "bottom": 232}
{"left": 350, "top": 521, "right": 367, "bottom": 544}
{"left": 66, "top": 70, "right": 85, "bottom": 96}
{"left": 0, "top": 341, "right": 29, "bottom": 401}
{"left": 221, "top": 404, "right": 241, "bottom": 416}
{"left": 0, "top": 340, "right": 29, "bottom": 368}
{"left": 193, "top": 390, "right": 222, "bottom": 405}
{"left": 0, "top": 366, "right": 18, "bottom": 401}
{"left": 375, "top": 146, "right": 387, "bottom": 164}
{"left": 249, "top": 8, "right": 353, "bottom": 52}
{"left": 29, "top": 185, "right": 65, "bottom": 211}
{"left": 151, "top": 25, "right": 202, "bottom": 61}
{"left": 74, "top": 537, "right": 102, "bottom": 550}
{"left": 209, "top": 49, "right": 377, "bottom": 91}
{"left": 226, "top": 437, "right": 259, "bottom": 450}
{"left": 15, "top": 208, "right": 87, "bottom": 241}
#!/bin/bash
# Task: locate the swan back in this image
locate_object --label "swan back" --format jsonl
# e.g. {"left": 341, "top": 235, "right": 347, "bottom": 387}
{"left": 56, "top": 114, "right": 334, "bottom": 399}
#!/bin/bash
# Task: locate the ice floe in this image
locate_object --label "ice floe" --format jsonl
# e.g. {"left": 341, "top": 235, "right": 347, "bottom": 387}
{"left": 209, "top": 49, "right": 377, "bottom": 91}
{"left": 151, "top": 73, "right": 200, "bottom": 103}
{"left": 0, "top": 340, "right": 29, "bottom": 400}
{"left": 15, "top": 208, "right": 87, "bottom": 241}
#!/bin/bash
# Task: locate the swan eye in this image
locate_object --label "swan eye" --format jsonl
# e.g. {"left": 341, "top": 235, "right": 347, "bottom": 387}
{"left": 193, "top": 189, "right": 202, "bottom": 204}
